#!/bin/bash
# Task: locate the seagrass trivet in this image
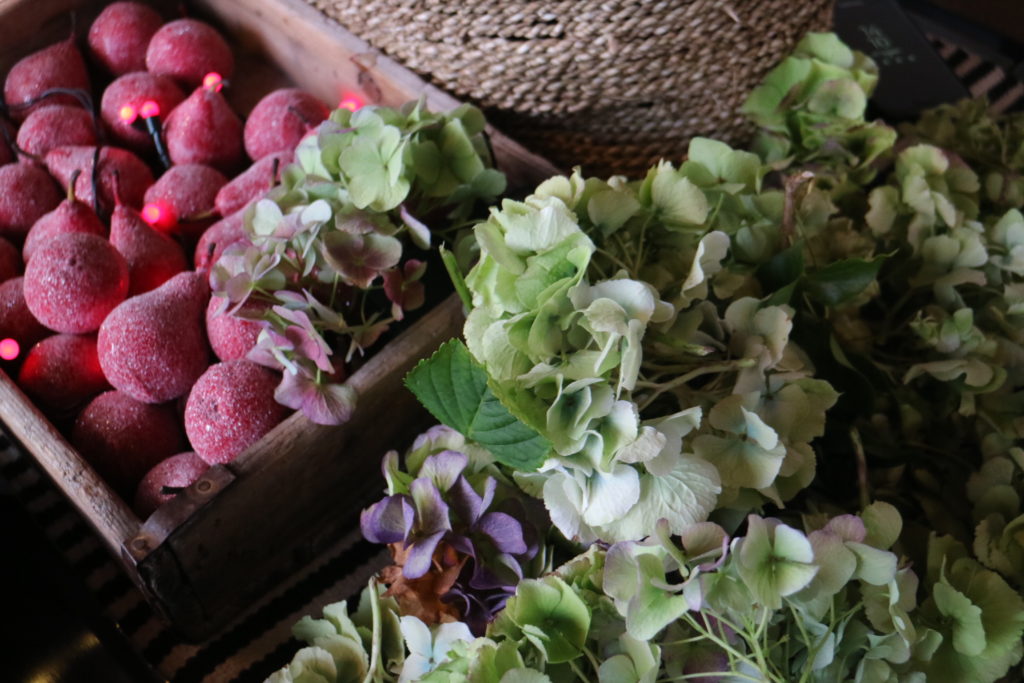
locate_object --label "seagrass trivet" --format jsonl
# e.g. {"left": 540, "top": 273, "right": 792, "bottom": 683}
{"left": 307, "top": 0, "right": 835, "bottom": 177}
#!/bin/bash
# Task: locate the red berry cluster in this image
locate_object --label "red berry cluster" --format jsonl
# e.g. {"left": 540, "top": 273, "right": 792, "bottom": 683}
{"left": 0, "top": 1, "right": 332, "bottom": 518}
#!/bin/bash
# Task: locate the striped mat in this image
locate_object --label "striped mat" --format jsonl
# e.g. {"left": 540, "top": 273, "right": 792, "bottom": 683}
{"left": 931, "top": 37, "right": 1024, "bottom": 113}
{"left": 1, "top": 36, "right": 1022, "bottom": 683}
{"left": 0, "top": 429, "right": 388, "bottom": 682}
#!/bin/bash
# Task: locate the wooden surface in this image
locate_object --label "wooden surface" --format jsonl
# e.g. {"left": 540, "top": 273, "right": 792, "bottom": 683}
{"left": 0, "top": 0, "right": 550, "bottom": 640}
{"left": 140, "top": 294, "right": 464, "bottom": 637}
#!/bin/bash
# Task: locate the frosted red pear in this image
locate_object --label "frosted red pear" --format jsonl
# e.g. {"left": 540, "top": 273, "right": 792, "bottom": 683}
{"left": 0, "top": 237, "right": 21, "bottom": 281}
{"left": 185, "top": 360, "right": 288, "bottom": 464}
{"left": 23, "top": 233, "right": 129, "bottom": 334}
{"left": 109, "top": 204, "right": 187, "bottom": 295}
{"left": 194, "top": 210, "right": 246, "bottom": 270}
{"left": 214, "top": 151, "right": 290, "bottom": 217}
{"left": 97, "top": 271, "right": 210, "bottom": 403}
{"left": 16, "top": 105, "right": 97, "bottom": 161}
{"left": 0, "top": 163, "right": 61, "bottom": 238}
{"left": 244, "top": 89, "right": 329, "bottom": 161}
{"left": 45, "top": 145, "right": 154, "bottom": 214}
{"left": 17, "top": 333, "right": 110, "bottom": 418}
{"left": 134, "top": 452, "right": 209, "bottom": 518}
{"left": 23, "top": 195, "right": 106, "bottom": 263}
{"left": 73, "top": 390, "right": 185, "bottom": 496}
{"left": 145, "top": 163, "right": 227, "bottom": 224}
{"left": 145, "top": 19, "right": 234, "bottom": 88}
{"left": 205, "top": 296, "right": 264, "bottom": 362}
{"left": 3, "top": 37, "right": 91, "bottom": 121}
{"left": 0, "top": 277, "right": 50, "bottom": 349}
{"left": 88, "top": 2, "right": 164, "bottom": 76}
{"left": 100, "top": 72, "right": 185, "bottom": 150}
{"left": 163, "top": 88, "right": 244, "bottom": 172}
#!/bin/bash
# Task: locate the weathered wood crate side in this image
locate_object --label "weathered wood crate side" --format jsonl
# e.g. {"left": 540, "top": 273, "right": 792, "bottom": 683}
{"left": 0, "top": 0, "right": 556, "bottom": 639}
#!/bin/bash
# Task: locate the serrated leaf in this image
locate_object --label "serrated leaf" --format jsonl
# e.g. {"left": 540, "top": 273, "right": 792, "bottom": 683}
{"left": 758, "top": 240, "right": 805, "bottom": 292}
{"left": 405, "top": 340, "right": 551, "bottom": 471}
{"left": 805, "top": 256, "right": 885, "bottom": 306}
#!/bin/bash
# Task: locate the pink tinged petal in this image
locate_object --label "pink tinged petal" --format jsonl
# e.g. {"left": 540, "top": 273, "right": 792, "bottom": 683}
{"left": 273, "top": 369, "right": 316, "bottom": 410}
{"left": 284, "top": 325, "right": 334, "bottom": 372}
{"left": 322, "top": 232, "right": 403, "bottom": 288}
{"left": 824, "top": 514, "right": 867, "bottom": 543}
{"left": 246, "top": 339, "right": 282, "bottom": 369}
{"left": 349, "top": 321, "right": 391, "bottom": 356}
{"left": 303, "top": 381, "right": 357, "bottom": 425}
{"left": 477, "top": 511, "right": 528, "bottom": 555}
{"left": 383, "top": 267, "right": 404, "bottom": 304}
{"left": 274, "top": 371, "right": 357, "bottom": 425}
{"left": 361, "top": 495, "right": 416, "bottom": 544}
{"left": 267, "top": 328, "right": 296, "bottom": 352}
{"left": 224, "top": 273, "right": 252, "bottom": 303}
{"left": 273, "top": 304, "right": 311, "bottom": 328}
{"left": 274, "top": 214, "right": 303, "bottom": 239}
{"left": 274, "top": 290, "right": 307, "bottom": 306}
{"left": 404, "top": 259, "right": 427, "bottom": 280}
{"left": 336, "top": 212, "right": 377, "bottom": 235}
{"left": 400, "top": 205, "right": 432, "bottom": 249}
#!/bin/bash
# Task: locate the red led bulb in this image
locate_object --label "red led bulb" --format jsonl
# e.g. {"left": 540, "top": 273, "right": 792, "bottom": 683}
{"left": 139, "top": 100, "right": 161, "bottom": 118}
{"left": 202, "top": 72, "right": 224, "bottom": 93}
{"left": 338, "top": 92, "right": 364, "bottom": 112}
{"left": 141, "top": 202, "right": 178, "bottom": 231}
{"left": 0, "top": 338, "right": 20, "bottom": 361}
{"left": 119, "top": 104, "right": 138, "bottom": 124}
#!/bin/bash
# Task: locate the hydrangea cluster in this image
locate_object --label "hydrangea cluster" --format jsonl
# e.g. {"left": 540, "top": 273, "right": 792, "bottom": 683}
{"left": 360, "top": 426, "right": 549, "bottom": 635}
{"left": 211, "top": 102, "right": 505, "bottom": 424}
{"left": 906, "top": 97, "right": 1024, "bottom": 211}
{"left": 271, "top": 506, "right": 1024, "bottom": 683}
{"left": 268, "top": 31, "right": 1024, "bottom": 683}
{"left": 454, "top": 134, "right": 849, "bottom": 542}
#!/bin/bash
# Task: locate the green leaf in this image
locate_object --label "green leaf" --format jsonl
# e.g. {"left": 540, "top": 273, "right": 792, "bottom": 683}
{"left": 405, "top": 340, "right": 551, "bottom": 471}
{"left": 757, "top": 240, "right": 805, "bottom": 292}
{"left": 805, "top": 256, "right": 885, "bottom": 306}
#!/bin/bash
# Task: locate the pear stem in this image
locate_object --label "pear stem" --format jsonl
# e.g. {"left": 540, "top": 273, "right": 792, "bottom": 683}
{"left": 90, "top": 146, "right": 102, "bottom": 216}
{"left": 67, "top": 169, "right": 82, "bottom": 203}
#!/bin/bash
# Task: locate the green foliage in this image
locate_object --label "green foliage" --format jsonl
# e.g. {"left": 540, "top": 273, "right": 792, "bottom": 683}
{"left": 405, "top": 340, "right": 551, "bottom": 471}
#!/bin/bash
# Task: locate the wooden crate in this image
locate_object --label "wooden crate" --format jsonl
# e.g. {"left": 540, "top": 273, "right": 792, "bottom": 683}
{"left": 0, "top": 0, "right": 557, "bottom": 640}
